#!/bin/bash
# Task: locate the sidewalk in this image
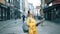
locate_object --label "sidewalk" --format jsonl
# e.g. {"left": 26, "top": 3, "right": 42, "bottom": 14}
{"left": 0, "top": 18, "right": 28, "bottom": 34}
{"left": 0, "top": 19, "right": 22, "bottom": 31}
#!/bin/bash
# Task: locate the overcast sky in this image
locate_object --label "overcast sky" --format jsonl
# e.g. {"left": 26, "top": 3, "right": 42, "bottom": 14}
{"left": 28, "top": 0, "right": 41, "bottom": 8}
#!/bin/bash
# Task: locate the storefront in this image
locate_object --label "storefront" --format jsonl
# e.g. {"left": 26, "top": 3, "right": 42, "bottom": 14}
{"left": 0, "top": 3, "right": 11, "bottom": 21}
{"left": 0, "top": 3, "right": 7, "bottom": 21}
{"left": 43, "top": 5, "right": 58, "bottom": 20}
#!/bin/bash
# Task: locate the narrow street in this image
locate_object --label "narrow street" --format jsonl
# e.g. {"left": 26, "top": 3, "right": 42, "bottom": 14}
{"left": 0, "top": 0, "right": 60, "bottom": 34}
{"left": 0, "top": 18, "right": 60, "bottom": 34}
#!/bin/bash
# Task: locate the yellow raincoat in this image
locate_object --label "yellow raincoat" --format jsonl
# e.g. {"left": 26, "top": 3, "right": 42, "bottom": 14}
{"left": 26, "top": 17, "right": 38, "bottom": 34}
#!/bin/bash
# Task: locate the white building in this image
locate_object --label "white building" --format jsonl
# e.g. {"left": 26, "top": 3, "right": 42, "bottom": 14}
{"left": 22, "top": 0, "right": 28, "bottom": 16}
{"left": 36, "top": 6, "right": 41, "bottom": 16}
{"left": 28, "top": 3, "right": 34, "bottom": 10}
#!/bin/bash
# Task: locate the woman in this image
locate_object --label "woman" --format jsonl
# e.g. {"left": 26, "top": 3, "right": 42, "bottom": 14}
{"left": 26, "top": 10, "right": 38, "bottom": 34}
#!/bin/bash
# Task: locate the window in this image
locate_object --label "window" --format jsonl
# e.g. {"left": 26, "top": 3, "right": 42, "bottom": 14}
{"left": 20, "top": 0, "right": 22, "bottom": 3}
{"left": 6, "top": 0, "right": 10, "bottom": 3}
{"left": 17, "top": 0, "right": 18, "bottom": 1}
{"left": 6, "top": 0, "right": 13, "bottom": 3}
{"left": 12, "top": 0, "right": 13, "bottom": 3}
{"left": 49, "top": 3, "right": 52, "bottom": 6}
{"left": 10, "top": 0, "right": 13, "bottom": 4}
{"left": 20, "top": 4, "right": 22, "bottom": 10}
{"left": 6, "top": 0, "right": 9, "bottom": 2}
{"left": 0, "top": 8, "right": 1, "bottom": 20}
{"left": 20, "top": 0, "right": 23, "bottom": 10}
{"left": 10, "top": 0, "right": 12, "bottom": 3}
{"left": 0, "top": 8, "right": 1, "bottom": 17}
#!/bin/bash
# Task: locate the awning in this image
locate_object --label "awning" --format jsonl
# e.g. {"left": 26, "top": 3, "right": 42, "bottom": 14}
{"left": 0, "top": 3, "right": 7, "bottom": 8}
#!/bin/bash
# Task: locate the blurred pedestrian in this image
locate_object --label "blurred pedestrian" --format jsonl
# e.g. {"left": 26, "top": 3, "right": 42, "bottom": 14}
{"left": 22, "top": 14, "right": 25, "bottom": 23}
{"left": 26, "top": 10, "right": 38, "bottom": 34}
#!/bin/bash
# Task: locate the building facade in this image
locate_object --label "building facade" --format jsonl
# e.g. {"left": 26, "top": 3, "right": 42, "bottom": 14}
{"left": 36, "top": 6, "right": 41, "bottom": 16}
{"left": 0, "top": 0, "right": 7, "bottom": 21}
{"left": 22, "top": 0, "right": 28, "bottom": 16}
{"left": 52, "top": 0, "right": 60, "bottom": 18}
{"left": 28, "top": 3, "right": 34, "bottom": 10}
{"left": 0, "top": 0, "right": 20, "bottom": 21}
{"left": 41, "top": 0, "right": 60, "bottom": 20}
{"left": 20, "top": 0, "right": 23, "bottom": 12}
{"left": 13, "top": 0, "right": 20, "bottom": 19}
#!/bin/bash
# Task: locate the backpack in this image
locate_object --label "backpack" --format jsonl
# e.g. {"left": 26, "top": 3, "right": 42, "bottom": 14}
{"left": 22, "top": 21, "right": 28, "bottom": 32}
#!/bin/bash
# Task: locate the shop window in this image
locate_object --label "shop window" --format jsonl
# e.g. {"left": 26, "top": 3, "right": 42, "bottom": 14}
{"left": 0, "top": 8, "right": 1, "bottom": 20}
{"left": 6, "top": 0, "right": 8, "bottom": 2}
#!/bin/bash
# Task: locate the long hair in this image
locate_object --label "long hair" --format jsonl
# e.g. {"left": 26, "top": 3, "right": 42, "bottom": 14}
{"left": 27, "top": 10, "right": 34, "bottom": 18}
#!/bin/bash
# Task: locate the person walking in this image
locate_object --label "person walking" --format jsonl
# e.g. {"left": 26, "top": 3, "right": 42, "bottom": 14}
{"left": 22, "top": 14, "right": 25, "bottom": 23}
{"left": 26, "top": 10, "right": 38, "bottom": 34}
